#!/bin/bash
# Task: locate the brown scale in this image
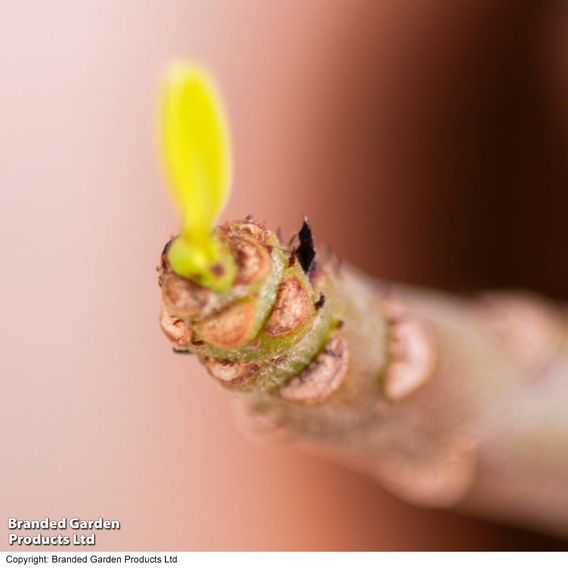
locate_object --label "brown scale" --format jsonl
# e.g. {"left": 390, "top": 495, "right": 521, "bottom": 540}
{"left": 196, "top": 300, "right": 258, "bottom": 349}
{"left": 201, "top": 357, "right": 260, "bottom": 387}
{"left": 280, "top": 333, "right": 349, "bottom": 404}
{"left": 264, "top": 275, "right": 311, "bottom": 337}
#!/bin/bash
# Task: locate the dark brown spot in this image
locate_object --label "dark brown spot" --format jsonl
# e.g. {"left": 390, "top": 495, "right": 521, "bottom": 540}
{"left": 288, "top": 250, "right": 297, "bottom": 267}
{"left": 172, "top": 348, "right": 191, "bottom": 355}
{"left": 314, "top": 293, "right": 326, "bottom": 310}
{"left": 209, "top": 263, "right": 225, "bottom": 277}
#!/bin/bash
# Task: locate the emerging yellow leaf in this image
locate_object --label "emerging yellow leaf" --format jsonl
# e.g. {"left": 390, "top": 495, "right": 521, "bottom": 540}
{"left": 161, "top": 62, "right": 235, "bottom": 291}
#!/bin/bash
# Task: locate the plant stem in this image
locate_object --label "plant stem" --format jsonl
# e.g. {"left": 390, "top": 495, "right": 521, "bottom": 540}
{"left": 159, "top": 217, "right": 568, "bottom": 537}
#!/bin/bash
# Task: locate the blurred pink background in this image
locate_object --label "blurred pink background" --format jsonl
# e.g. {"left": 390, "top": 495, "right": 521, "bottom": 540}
{"left": 1, "top": 0, "right": 566, "bottom": 550}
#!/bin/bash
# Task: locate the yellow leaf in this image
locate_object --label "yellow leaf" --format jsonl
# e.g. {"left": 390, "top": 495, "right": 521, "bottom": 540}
{"left": 160, "top": 62, "right": 235, "bottom": 290}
